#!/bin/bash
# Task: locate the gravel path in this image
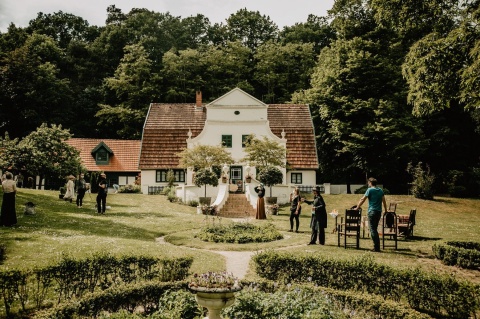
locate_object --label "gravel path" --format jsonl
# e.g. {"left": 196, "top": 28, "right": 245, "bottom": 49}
{"left": 155, "top": 236, "right": 257, "bottom": 279}
{"left": 215, "top": 250, "right": 256, "bottom": 279}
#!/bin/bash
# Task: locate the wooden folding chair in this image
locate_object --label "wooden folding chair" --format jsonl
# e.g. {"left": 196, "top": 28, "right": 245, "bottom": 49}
{"left": 398, "top": 209, "right": 416, "bottom": 239}
{"left": 337, "top": 209, "right": 362, "bottom": 249}
{"left": 382, "top": 211, "right": 397, "bottom": 250}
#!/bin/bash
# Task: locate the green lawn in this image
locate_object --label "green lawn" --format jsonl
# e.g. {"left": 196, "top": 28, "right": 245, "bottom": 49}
{"left": 1, "top": 189, "right": 479, "bottom": 284}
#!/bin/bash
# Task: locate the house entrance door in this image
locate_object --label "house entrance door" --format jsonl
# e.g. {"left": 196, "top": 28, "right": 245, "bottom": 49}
{"left": 230, "top": 166, "right": 243, "bottom": 193}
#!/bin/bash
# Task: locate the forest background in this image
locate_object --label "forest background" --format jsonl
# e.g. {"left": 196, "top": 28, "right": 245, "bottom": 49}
{"left": 0, "top": 0, "right": 479, "bottom": 196}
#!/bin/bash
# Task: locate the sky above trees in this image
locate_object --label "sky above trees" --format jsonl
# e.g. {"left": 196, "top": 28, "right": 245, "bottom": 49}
{"left": 0, "top": 0, "right": 335, "bottom": 32}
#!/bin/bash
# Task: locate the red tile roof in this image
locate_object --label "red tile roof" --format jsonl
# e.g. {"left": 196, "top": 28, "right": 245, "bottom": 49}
{"left": 140, "top": 104, "right": 206, "bottom": 169}
{"left": 268, "top": 104, "right": 318, "bottom": 169}
{"left": 66, "top": 138, "right": 141, "bottom": 172}
{"left": 139, "top": 103, "right": 318, "bottom": 170}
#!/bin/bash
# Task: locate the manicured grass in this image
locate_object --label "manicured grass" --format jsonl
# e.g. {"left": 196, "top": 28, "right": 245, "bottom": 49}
{"left": 1, "top": 189, "right": 479, "bottom": 284}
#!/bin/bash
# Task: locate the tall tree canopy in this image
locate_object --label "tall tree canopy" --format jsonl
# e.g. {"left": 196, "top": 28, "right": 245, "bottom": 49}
{"left": 0, "top": 124, "right": 82, "bottom": 188}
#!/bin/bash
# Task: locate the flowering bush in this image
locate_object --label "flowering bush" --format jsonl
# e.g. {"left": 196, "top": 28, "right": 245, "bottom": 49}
{"left": 188, "top": 271, "right": 240, "bottom": 290}
{"left": 201, "top": 204, "right": 217, "bottom": 215}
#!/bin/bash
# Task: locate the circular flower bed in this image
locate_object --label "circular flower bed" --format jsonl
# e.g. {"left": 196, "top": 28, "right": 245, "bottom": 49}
{"left": 195, "top": 222, "right": 283, "bottom": 243}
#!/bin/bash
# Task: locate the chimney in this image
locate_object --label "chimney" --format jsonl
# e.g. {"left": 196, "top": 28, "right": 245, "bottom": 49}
{"left": 196, "top": 91, "right": 202, "bottom": 108}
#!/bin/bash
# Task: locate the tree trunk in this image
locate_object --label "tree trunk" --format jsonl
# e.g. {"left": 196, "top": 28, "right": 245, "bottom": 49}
{"left": 346, "top": 174, "right": 351, "bottom": 194}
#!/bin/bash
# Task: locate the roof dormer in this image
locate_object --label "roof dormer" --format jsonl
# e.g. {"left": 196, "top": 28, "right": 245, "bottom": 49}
{"left": 91, "top": 142, "right": 113, "bottom": 165}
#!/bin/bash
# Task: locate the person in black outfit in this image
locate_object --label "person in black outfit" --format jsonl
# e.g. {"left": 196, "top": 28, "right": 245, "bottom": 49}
{"left": 303, "top": 186, "right": 327, "bottom": 245}
{"left": 254, "top": 183, "right": 266, "bottom": 219}
{"left": 289, "top": 187, "right": 302, "bottom": 232}
{"left": 96, "top": 173, "right": 107, "bottom": 214}
{"left": 76, "top": 173, "right": 87, "bottom": 208}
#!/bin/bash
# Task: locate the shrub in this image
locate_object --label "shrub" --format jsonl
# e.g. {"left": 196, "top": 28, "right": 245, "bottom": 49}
{"left": 407, "top": 162, "right": 435, "bottom": 200}
{"left": 187, "top": 200, "right": 199, "bottom": 207}
{"left": 118, "top": 185, "right": 141, "bottom": 193}
{"left": 35, "top": 281, "right": 432, "bottom": 319}
{"left": 0, "top": 253, "right": 193, "bottom": 317}
{"left": 252, "top": 251, "right": 479, "bottom": 319}
{"left": 432, "top": 241, "right": 480, "bottom": 269}
{"left": 196, "top": 223, "right": 283, "bottom": 244}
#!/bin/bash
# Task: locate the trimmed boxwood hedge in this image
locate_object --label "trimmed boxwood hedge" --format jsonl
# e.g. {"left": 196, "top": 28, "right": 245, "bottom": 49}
{"left": 252, "top": 250, "right": 479, "bottom": 319}
{"left": 432, "top": 241, "right": 480, "bottom": 269}
{"left": 0, "top": 253, "right": 193, "bottom": 318}
{"left": 33, "top": 279, "right": 433, "bottom": 319}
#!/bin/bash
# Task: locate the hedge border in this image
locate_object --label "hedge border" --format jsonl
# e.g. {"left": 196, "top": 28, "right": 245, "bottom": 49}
{"left": 34, "top": 279, "right": 433, "bottom": 319}
{"left": 252, "top": 250, "right": 480, "bottom": 319}
{"left": 432, "top": 241, "right": 480, "bottom": 269}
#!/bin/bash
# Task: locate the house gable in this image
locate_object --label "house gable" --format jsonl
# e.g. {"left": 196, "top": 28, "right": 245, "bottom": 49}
{"left": 208, "top": 88, "right": 266, "bottom": 107}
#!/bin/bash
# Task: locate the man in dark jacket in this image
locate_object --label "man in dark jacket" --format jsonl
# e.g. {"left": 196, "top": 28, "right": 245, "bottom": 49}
{"left": 304, "top": 186, "right": 327, "bottom": 245}
{"left": 96, "top": 173, "right": 108, "bottom": 214}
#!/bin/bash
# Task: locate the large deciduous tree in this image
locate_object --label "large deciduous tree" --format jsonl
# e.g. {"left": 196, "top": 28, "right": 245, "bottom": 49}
{"left": 280, "top": 14, "right": 336, "bottom": 54}
{"left": 293, "top": 0, "right": 426, "bottom": 191}
{"left": 226, "top": 8, "right": 279, "bottom": 52}
{"left": 242, "top": 136, "right": 286, "bottom": 170}
{"left": 254, "top": 42, "right": 316, "bottom": 103}
{"left": 98, "top": 44, "right": 160, "bottom": 138}
{"left": 401, "top": 1, "right": 480, "bottom": 192}
{"left": 177, "top": 144, "right": 234, "bottom": 171}
{"left": 0, "top": 124, "right": 82, "bottom": 189}
{"left": 0, "top": 33, "right": 72, "bottom": 138}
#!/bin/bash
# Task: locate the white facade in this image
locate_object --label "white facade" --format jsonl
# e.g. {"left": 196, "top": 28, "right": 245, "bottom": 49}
{"left": 185, "top": 88, "right": 289, "bottom": 185}
{"left": 140, "top": 88, "right": 318, "bottom": 204}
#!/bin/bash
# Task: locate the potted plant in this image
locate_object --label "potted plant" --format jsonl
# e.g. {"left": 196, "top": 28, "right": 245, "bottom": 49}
{"left": 245, "top": 175, "right": 252, "bottom": 183}
{"left": 269, "top": 203, "right": 279, "bottom": 215}
{"left": 189, "top": 271, "right": 242, "bottom": 319}
{"left": 195, "top": 168, "right": 219, "bottom": 205}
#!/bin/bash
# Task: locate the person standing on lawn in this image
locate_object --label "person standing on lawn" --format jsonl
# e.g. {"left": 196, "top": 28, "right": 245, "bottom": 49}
{"left": 1, "top": 172, "right": 17, "bottom": 226}
{"left": 76, "top": 173, "right": 87, "bottom": 208}
{"left": 254, "top": 183, "right": 266, "bottom": 219}
{"left": 354, "top": 177, "right": 387, "bottom": 252}
{"left": 96, "top": 173, "right": 108, "bottom": 214}
{"left": 289, "top": 187, "right": 302, "bottom": 233}
{"left": 303, "top": 186, "right": 327, "bottom": 245}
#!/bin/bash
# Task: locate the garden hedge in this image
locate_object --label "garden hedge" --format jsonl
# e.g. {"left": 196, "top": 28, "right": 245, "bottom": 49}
{"left": 432, "top": 241, "right": 480, "bottom": 269}
{"left": 0, "top": 253, "right": 193, "bottom": 317}
{"left": 252, "top": 250, "right": 479, "bottom": 319}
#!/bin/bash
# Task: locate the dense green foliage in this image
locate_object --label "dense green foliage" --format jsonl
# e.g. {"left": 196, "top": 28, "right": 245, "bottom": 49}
{"left": 433, "top": 241, "right": 480, "bottom": 269}
{"left": 1, "top": 2, "right": 479, "bottom": 195}
{"left": 33, "top": 280, "right": 434, "bottom": 319}
{"left": 196, "top": 222, "right": 283, "bottom": 243}
{"left": 0, "top": 253, "right": 193, "bottom": 317}
{"left": 253, "top": 251, "right": 479, "bottom": 319}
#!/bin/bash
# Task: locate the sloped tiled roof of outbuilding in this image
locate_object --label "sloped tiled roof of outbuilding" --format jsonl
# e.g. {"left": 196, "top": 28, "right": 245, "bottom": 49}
{"left": 139, "top": 104, "right": 207, "bottom": 169}
{"left": 66, "top": 138, "right": 141, "bottom": 172}
{"left": 268, "top": 104, "right": 318, "bottom": 169}
{"left": 139, "top": 103, "right": 318, "bottom": 170}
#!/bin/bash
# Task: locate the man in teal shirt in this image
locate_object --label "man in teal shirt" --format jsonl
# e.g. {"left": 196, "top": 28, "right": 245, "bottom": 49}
{"left": 355, "top": 177, "right": 387, "bottom": 252}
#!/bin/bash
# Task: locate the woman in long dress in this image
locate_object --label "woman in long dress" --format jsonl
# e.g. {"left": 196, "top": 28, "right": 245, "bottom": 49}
{"left": 63, "top": 175, "right": 75, "bottom": 203}
{"left": 1, "top": 172, "right": 17, "bottom": 226}
{"left": 254, "top": 183, "right": 266, "bottom": 219}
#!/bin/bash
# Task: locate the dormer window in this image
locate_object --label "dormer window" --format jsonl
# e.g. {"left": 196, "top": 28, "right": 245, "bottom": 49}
{"left": 96, "top": 149, "right": 109, "bottom": 164}
{"left": 91, "top": 142, "right": 113, "bottom": 166}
